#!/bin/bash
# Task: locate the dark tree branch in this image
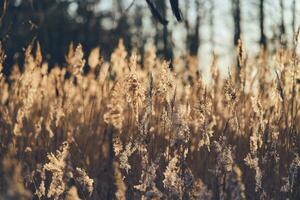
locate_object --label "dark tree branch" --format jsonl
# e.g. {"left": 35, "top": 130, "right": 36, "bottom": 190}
{"left": 170, "top": 0, "right": 183, "bottom": 21}
{"left": 145, "top": 0, "right": 168, "bottom": 25}
{"left": 124, "top": 0, "right": 136, "bottom": 12}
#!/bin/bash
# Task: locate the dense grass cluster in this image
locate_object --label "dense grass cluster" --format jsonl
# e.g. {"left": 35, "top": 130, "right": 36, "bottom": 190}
{"left": 0, "top": 37, "right": 300, "bottom": 200}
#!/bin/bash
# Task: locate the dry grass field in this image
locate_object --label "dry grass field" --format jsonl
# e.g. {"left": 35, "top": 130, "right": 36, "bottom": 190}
{"left": 0, "top": 35, "right": 300, "bottom": 199}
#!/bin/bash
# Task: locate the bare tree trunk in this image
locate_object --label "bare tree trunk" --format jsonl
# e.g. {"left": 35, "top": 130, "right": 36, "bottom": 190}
{"left": 162, "top": 0, "right": 168, "bottom": 59}
{"left": 259, "top": 0, "right": 267, "bottom": 50}
{"left": 232, "top": 0, "right": 241, "bottom": 47}
{"left": 184, "top": 0, "right": 190, "bottom": 53}
{"left": 190, "top": 0, "right": 200, "bottom": 56}
{"left": 279, "top": 0, "right": 286, "bottom": 47}
{"left": 161, "top": 0, "right": 173, "bottom": 69}
{"left": 185, "top": 0, "right": 201, "bottom": 56}
{"left": 292, "top": 0, "right": 296, "bottom": 34}
{"left": 209, "top": 0, "right": 215, "bottom": 53}
{"left": 163, "top": 24, "right": 170, "bottom": 59}
{"left": 231, "top": 0, "right": 242, "bottom": 78}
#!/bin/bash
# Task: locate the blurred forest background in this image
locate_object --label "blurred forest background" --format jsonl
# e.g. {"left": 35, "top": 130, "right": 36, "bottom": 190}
{"left": 0, "top": 0, "right": 299, "bottom": 76}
